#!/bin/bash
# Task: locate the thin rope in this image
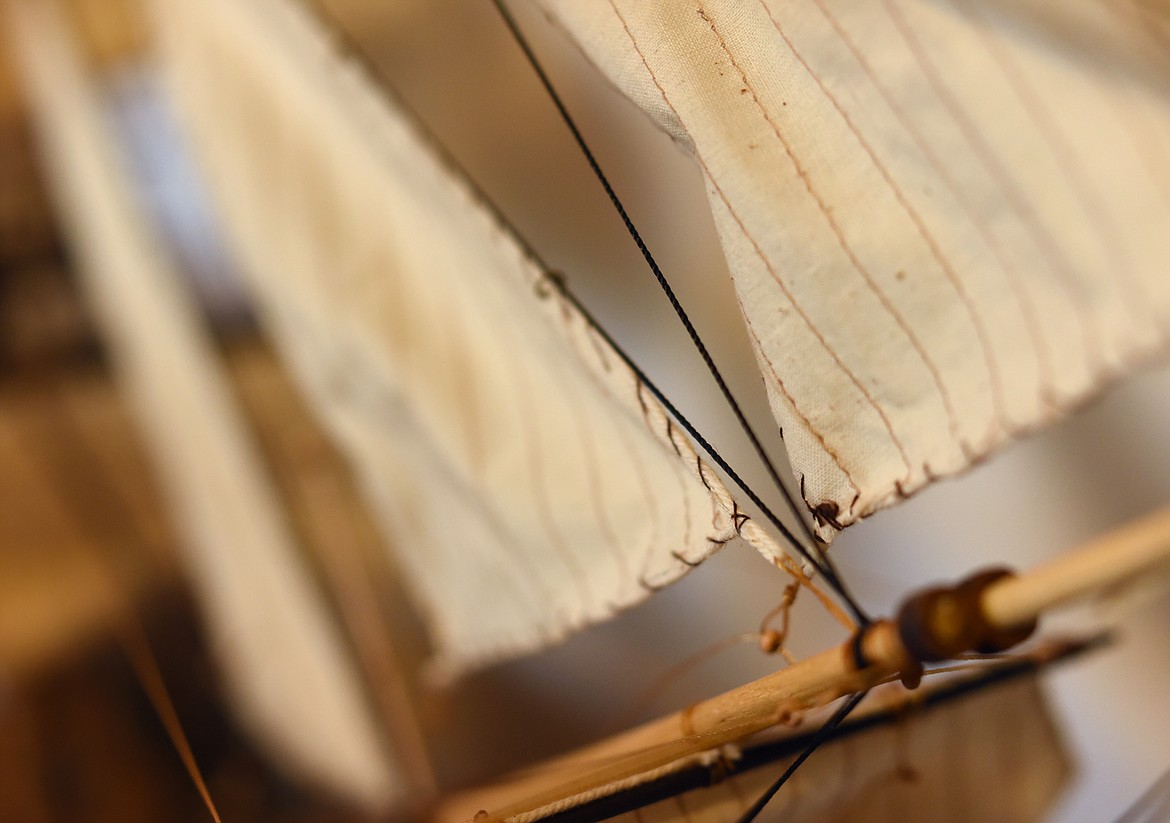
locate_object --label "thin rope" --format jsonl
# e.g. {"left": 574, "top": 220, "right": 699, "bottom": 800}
{"left": 295, "top": 0, "right": 869, "bottom": 624}
{"left": 486, "top": 0, "right": 869, "bottom": 624}
{"left": 488, "top": 0, "right": 818, "bottom": 551}
{"left": 557, "top": 283, "right": 868, "bottom": 623}
{"left": 734, "top": 690, "right": 869, "bottom": 823}
{"left": 35, "top": 380, "right": 223, "bottom": 823}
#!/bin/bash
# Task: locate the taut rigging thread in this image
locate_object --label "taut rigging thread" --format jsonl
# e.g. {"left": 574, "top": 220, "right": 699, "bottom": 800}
{"left": 734, "top": 689, "right": 870, "bottom": 823}
{"left": 292, "top": 0, "right": 871, "bottom": 626}
{"left": 487, "top": 0, "right": 869, "bottom": 625}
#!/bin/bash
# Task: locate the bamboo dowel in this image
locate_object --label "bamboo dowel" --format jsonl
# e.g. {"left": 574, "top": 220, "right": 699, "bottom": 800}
{"left": 446, "top": 623, "right": 908, "bottom": 822}
{"left": 983, "top": 506, "right": 1170, "bottom": 629}
{"left": 443, "top": 504, "right": 1170, "bottom": 823}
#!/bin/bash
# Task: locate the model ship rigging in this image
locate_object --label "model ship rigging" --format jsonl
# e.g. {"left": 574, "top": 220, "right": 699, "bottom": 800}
{"left": 4, "top": 0, "right": 1170, "bottom": 820}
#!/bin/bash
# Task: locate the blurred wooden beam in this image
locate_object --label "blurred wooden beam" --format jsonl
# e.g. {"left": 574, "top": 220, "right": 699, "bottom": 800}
{"left": 0, "top": 368, "right": 181, "bottom": 682}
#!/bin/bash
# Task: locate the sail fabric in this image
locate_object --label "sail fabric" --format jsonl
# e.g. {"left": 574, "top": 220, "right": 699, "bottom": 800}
{"left": 536, "top": 0, "right": 1170, "bottom": 536}
{"left": 151, "top": 0, "right": 794, "bottom": 676}
{"left": 5, "top": 0, "right": 402, "bottom": 808}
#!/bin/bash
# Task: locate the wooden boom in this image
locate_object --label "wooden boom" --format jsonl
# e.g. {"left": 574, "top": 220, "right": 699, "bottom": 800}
{"left": 438, "top": 505, "right": 1170, "bottom": 823}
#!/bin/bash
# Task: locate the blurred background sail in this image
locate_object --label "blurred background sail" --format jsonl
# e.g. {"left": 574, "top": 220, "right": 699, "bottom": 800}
{"left": 0, "top": 0, "right": 1168, "bottom": 821}
{"left": 148, "top": 0, "right": 800, "bottom": 677}
{"left": 4, "top": 0, "right": 403, "bottom": 806}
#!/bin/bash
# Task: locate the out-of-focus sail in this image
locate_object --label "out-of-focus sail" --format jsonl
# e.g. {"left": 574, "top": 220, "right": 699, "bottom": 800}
{"left": 537, "top": 0, "right": 1170, "bottom": 536}
{"left": 4, "top": 0, "right": 402, "bottom": 807}
{"left": 150, "top": 0, "right": 794, "bottom": 676}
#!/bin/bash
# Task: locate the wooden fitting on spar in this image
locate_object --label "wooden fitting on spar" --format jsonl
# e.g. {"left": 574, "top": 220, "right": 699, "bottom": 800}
{"left": 896, "top": 567, "right": 1038, "bottom": 663}
{"left": 444, "top": 508, "right": 1170, "bottom": 823}
{"left": 843, "top": 567, "right": 1039, "bottom": 696}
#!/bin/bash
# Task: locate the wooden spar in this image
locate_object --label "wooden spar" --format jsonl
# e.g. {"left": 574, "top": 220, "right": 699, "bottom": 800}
{"left": 984, "top": 506, "right": 1170, "bottom": 629}
{"left": 439, "top": 505, "right": 1170, "bottom": 823}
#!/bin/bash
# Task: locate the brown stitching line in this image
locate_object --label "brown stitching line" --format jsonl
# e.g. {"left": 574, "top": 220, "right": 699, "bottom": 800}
{"left": 1098, "top": 0, "right": 1170, "bottom": 345}
{"left": 572, "top": 339, "right": 668, "bottom": 590}
{"left": 671, "top": 550, "right": 703, "bottom": 567}
{"left": 693, "top": 454, "right": 714, "bottom": 492}
{"left": 881, "top": 0, "right": 1108, "bottom": 377}
{"left": 1105, "top": 75, "right": 1170, "bottom": 246}
{"left": 810, "top": 0, "right": 1058, "bottom": 413}
{"left": 731, "top": 500, "right": 749, "bottom": 534}
{"left": 950, "top": 0, "right": 1154, "bottom": 336}
{"left": 230, "top": 25, "right": 585, "bottom": 634}
{"left": 557, "top": 302, "right": 641, "bottom": 581}
{"left": 446, "top": 280, "right": 489, "bottom": 477}
{"left": 508, "top": 333, "right": 595, "bottom": 611}
{"left": 584, "top": 324, "right": 613, "bottom": 373}
{"left": 623, "top": 3, "right": 917, "bottom": 480}
{"left": 1114, "top": 1, "right": 1170, "bottom": 337}
{"left": 742, "top": 304, "right": 867, "bottom": 497}
{"left": 630, "top": 379, "right": 699, "bottom": 581}
{"left": 455, "top": 359, "right": 565, "bottom": 620}
{"left": 564, "top": 357, "right": 632, "bottom": 583}
{"left": 632, "top": 380, "right": 697, "bottom": 559}
{"left": 699, "top": 3, "right": 970, "bottom": 455}
{"left": 634, "top": 377, "right": 650, "bottom": 419}
{"left": 673, "top": 473, "right": 697, "bottom": 565}
{"left": 706, "top": 500, "right": 734, "bottom": 549}
{"left": 761, "top": 0, "right": 1009, "bottom": 443}
{"left": 611, "top": 0, "right": 915, "bottom": 482}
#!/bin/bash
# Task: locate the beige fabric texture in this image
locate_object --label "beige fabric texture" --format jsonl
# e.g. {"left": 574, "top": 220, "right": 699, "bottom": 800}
{"left": 537, "top": 0, "right": 1170, "bottom": 537}
{"left": 154, "top": 0, "right": 797, "bottom": 676}
{"left": 7, "top": 0, "right": 402, "bottom": 808}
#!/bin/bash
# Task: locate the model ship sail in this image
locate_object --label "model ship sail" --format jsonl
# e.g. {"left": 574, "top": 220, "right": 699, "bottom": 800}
{"left": 535, "top": 0, "right": 1170, "bottom": 536}
{"left": 146, "top": 0, "right": 1170, "bottom": 676}
{"left": 6, "top": 0, "right": 1170, "bottom": 818}
{"left": 148, "top": 0, "right": 800, "bottom": 677}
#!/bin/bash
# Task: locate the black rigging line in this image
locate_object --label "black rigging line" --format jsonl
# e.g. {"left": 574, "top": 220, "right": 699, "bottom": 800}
{"left": 555, "top": 281, "right": 866, "bottom": 624}
{"left": 487, "top": 0, "right": 869, "bottom": 624}
{"left": 487, "top": 0, "right": 813, "bottom": 548}
{"left": 734, "top": 689, "right": 869, "bottom": 823}
{"left": 293, "top": 0, "right": 869, "bottom": 623}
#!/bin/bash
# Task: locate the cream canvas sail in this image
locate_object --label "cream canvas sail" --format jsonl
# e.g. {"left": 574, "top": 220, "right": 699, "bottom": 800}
{"left": 150, "top": 0, "right": 801, "bottom": 677}
{"left": 535, "top": 0, "right": 1170, "bottom": 536}
{"left": 8, "top": 0, "right": 1170, "bottom": 819}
